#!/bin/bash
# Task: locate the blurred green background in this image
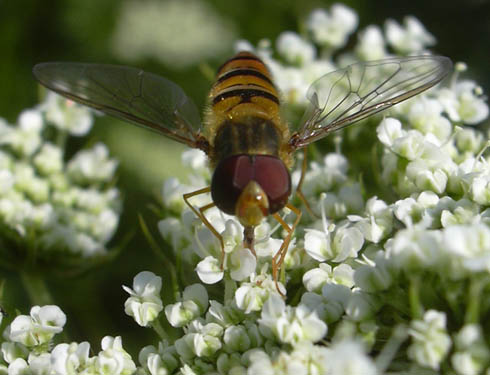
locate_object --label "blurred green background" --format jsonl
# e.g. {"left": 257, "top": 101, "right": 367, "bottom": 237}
{"left": 0, "top": 0, "right": 489, "bottom": 355}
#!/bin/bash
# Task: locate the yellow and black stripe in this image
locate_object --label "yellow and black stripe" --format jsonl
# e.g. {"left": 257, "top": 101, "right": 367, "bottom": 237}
{"left": 206, "top": 51, "right": 292, "bottom": 166}
{"left": 210, "top": 51, "right": 280, "bottom": 112}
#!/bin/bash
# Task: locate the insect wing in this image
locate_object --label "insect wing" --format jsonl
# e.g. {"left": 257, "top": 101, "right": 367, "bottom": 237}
{"left": 33, "top": 62, "right": 202, "bottom": 147}
{"left": 292, "top": 55, "right": 452, "bottom": 148}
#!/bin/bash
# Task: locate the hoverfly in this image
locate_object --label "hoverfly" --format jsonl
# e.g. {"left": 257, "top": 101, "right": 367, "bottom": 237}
{"left": 33, "top": 52, "right": 452, "bottom": 289}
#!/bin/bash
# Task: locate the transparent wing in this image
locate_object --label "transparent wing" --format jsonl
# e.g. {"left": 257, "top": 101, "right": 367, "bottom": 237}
{"left": 290, "top": 55, "right": 452, "bottom": 149}
{"left": 33, "top": 62, "right": 202, "bottom": 148}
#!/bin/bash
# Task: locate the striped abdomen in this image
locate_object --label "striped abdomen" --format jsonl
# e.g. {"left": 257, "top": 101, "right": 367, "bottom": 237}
{"left": 211, "top": 51, "right": 280, "bottom": 113}
{"left": 207, "top": 51, "right": 289, "bottom": 166}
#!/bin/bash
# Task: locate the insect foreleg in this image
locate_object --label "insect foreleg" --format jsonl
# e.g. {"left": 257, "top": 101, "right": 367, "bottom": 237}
{"left": 271, "top": 203, "right": 302, "bottom": 296}
{"left": 183, "top": 187, "right": 225, "bottom": 268}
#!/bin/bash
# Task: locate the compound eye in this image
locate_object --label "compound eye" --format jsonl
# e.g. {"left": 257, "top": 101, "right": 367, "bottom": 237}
{"left": 254, "top": 156, "right": 291, "bottom": 214}
{"left": 211, "top": 155, "right": 253, "bottom": 215}
{"left": 211, "top": 155, "right": 291, "bottom": 216}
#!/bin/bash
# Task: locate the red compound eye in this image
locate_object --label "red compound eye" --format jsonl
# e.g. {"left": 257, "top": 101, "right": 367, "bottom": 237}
{"left": 211, "top": 155, "right": 291, "bottom": 216}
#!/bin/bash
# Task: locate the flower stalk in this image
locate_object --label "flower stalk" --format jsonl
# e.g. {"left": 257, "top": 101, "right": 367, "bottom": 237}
{"left": 19, "top": 270, "right": 53, "bottom": 307}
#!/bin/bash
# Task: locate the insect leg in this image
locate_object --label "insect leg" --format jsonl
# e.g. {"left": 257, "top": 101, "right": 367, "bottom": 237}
{"left": 296, "top": 147, "right": 317, "bottom": 218}
{"left": 243, "top": 226, "right": 256, "bottom": 257}
{"left": 271, "top": 203, "right": 302, "bottom": 296}
{"left": 183, "top": 188, "right": 225, "bottom": 267}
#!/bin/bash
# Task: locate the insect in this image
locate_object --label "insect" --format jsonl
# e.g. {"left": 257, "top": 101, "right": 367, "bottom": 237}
{"left": 33, "top": 52, "right": 452, "bottom": 289}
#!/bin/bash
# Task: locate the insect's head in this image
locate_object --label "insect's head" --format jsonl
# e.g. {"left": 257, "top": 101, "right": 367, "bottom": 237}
{"left": 211, "top": 155, "right": 291, "bottom": 227}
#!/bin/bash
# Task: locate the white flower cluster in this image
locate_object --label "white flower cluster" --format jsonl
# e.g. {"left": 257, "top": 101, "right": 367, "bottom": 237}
{"left": 5, "top": 3, "right": 486, "bottom": 375}
{"left": 125, "top": 271, "right": 358, "bottom": 374}
{"left": 0, "top": 305, "right": 136, "bottom": 375}
{"left": 148, "top": 3, "right": 490, "bottom": 374}
{"left": 0, "top": 92, "right": 121, "bottom": 260}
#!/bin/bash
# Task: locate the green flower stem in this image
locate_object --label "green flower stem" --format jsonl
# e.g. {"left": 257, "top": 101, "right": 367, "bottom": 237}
{"left": 138, "top": 215, "right": 179, "bottom": 300}
{"left": 465, "top": 277, "right": 486, "bottom": 324}
{"left": 56, "top": 130, "right": 68, "bottom": 150}
{"left": 19, "top": 270, "right": 53, "bottom": 307}
{"left": 375, "top": 324, "right": 408, "bottom": 373}
{"left": 408, "top": 275, "right": 422, "bottom": 319}
{"left": 224, "top": 274, "right": 236, "bottom": 303}
{"left": 151, "top": 318, "right": 170, "bottom": 341}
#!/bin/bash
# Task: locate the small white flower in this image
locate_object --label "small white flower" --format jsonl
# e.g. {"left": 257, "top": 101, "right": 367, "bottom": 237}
{"left": 307, "top": 5, "right": 358, "bottom": 49}
{"left": 408, "top": 310, "right": 451, "bottom": 370}
{"left": 300, "top": 153, "right": 349, "bottom": 199}
{"left": 7, "top": 358, "right": 30, "bottom": 375}
{"left": 408, "top": 98, "right": 452, "bottom": 142}
{"left": 139, "top": 342, "right": 179, "bottom": 375}
{"left": 26, "top": 353, "right": 51, "bottom": 375}
{"left": 393, "top": 197, "right": 421, "bottom": 227}
{"left": 467, "top": 170, "right": 490, "bottom": 206}
{"left": 18, "top": 109, "right": 43, "bottom": 133}
{"left": 161, "top": 178, "right": 191, "bottom": 213}
{"left": 276, "top": 32, "right": 315, "bottom": 65}
{"left": 270, "top": 65, "right": 309, "bottom": 105}
{"left": 324, "top": 339, "right": 377, "bottom": 375}
{"left": 8, "top": 305, "right": 66, "bottom": 347}
{"left": 206, "top": 300, "right": 243, "bottom": 327}
{"left": 304, "top": 228, "right": 332, "bottom": 262}
{"left": 330, "top": 222, "right": 364, "bottom": 262}
{"left": 303, "top": 263, "right": 354, "bottom": 292}
{"left": 223, "top": 325, "right": 251, "bottom": 352}
{"left": 350, "top": 197, "right": 393, "bottom": 243}
{"left": 345, "top": 289, "right": 380, "bottom": 321}
{"left": 123, "top": 271, "right": 163, "bottom": 327}
{"left": 377, "top": 117, "right": 405, "bottom": 148}
{"left": 439, "top": 80, "right": 489, "bottom": 125}
{"left": 0, "top": 119, "right": 42, "bottom": 158}
{"left": 216, "top": 352, "right": 246, "bottom": 374}
{"left": 51, "top": 342, "right": 91, "bottom": 375}
{"left": 246, "top": 350, "right": 274, "bottom": 375}
{"left": 1, "top": 342, "right": 29, "bottom": 364}
{"left": 95, "top": 336, "right": 136, "bottom": 375}
{"left": 13, "top": 163, "right": 50, "bottom": 203}
{"left": 388, "top": 227, "right": 443, "bottom": 271}
{"left": 195, "top": 220, "right": 256, "bottom": 283}
{"left": 40, "top": 92, "right": 93, "bottom": 136}
{"left": 174, "top": 323, "right": 223, "bottom": 359}
{"left": 455, "top": 127, "right": 484, "bottom": 154}
{"left": 391, "top": 130, "right": 426, "bottom": 160}
{"left": 258, "top": 294, "right": 327, "bottom": 345}
{"left": 67, "top": 143, "right": 118, "bottom": 184}
{"left": 406, "top": 160, "right": 449, "bottom": 195}
{"left": 442, "top": 224, "right": 490, "bottom": 273}
{"left": 354, "top": 251, "right": 395, "bottom": 292}
{"left": 355, "top": 25, "right": 386, "bottom": 60}
{"left": 33, "top": 143, "right": 63, "bottom": 176}
{"left": 248, "top": 342, "right": 332, "bottom": 375}
{"left": 451, "top": 324, "right": 490, "bottom": 375}
{"left": 234, "top": 39, "right": 255, "bottom": 53}
{"left": 181, "top": 149, "right": 209, "bottom": 179}
{"left": 253, "top": 223, "right": 283, "bottom": 258}
{"left": 235, "top": 273, "right": 280, "bottom": 313}
{"left": 301, "top": 283, "right": 350, "bottom": 323}
{"left": 165, "top": 284, "right": 208, "bottom": 328}
{"left": 196, "top": 256, "right": 224, "bottom": 284}
{"left": 385, "top": 16, "right": 435, "bottom": 53}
